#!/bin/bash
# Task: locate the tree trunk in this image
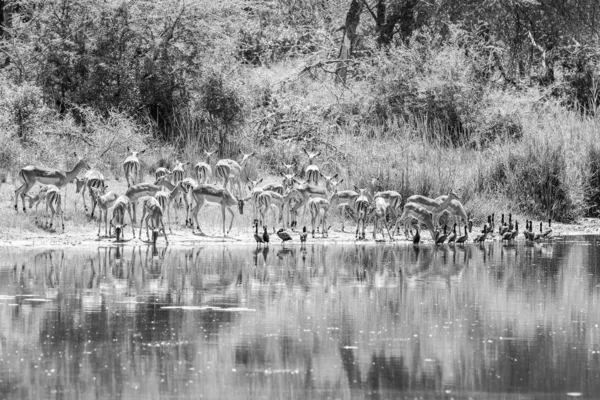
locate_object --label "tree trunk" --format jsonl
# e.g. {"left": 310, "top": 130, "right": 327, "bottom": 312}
{"left": 335, "top": 0, "right": 363, "bottom": 85}
{"left": 376, "top": 0, "right": 418, "bottom": 47}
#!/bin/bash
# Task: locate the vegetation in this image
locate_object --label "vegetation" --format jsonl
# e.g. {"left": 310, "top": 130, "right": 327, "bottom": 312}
{"left": 1, "top": 0, "right": 600, "bottom": 223}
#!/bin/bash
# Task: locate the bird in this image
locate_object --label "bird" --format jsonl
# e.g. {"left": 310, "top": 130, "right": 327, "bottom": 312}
{"left": 254, "top": 221, "right": 264, "bottom": 246}
{"left": 474, "top": 224, "right": 488, "bottom": 243}
{"left": 300, "top": 226, "right": 308, "bottom": 244}
{"left": 483, "top": 215, "right": 492, "bottom": 235}
{"left": 412, "top": 225, "right": 420, "bottom": 245}
{"left": 277, "top": 228, "right": 292, "bottom": 244}
{"left": 523, "top": 220, "right": 533, "bottom": 241}
{"left": 263, "top": 226, "right": 270, "bottom": 246}
{"left": 510, "top": 221, "right": 519, "bottom": 240}
{"left": 498, "top": 213, "right": 505, "bottom": 234}
{"left": 436, "top": 224, "right": 448, "bottom": 244}
{"left": 456, "top": 225, "right": 468, "bottom": 245}
{"left": 542, "top": 219, "right": 553, "bottom": 238}
{"left": 490, "top": 213, "right": 495, "bottom": 233}
{"left": 447, "top": 223, "right": 457, "bottom": 244}
{"left": 508, "top": 213, "right": 514, "bottom": 231}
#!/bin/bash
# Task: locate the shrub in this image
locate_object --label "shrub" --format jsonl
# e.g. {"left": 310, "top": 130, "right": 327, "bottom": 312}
{"left": 583, "top": 145, "right": 600, "bottom": 217}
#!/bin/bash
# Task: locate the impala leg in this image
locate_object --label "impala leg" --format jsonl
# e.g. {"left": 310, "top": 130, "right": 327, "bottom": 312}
{"left": 139, "top": 208, "right": 146, "bottom": 239}
{"left": 59, "top": 198, "right": 64, "bottom": 231}
{"left": 15, "top": 181, "right": 34, "bottom": 213}
{"left": 97, "top": 209, "right": 102, "bottom": 236}
{"left": 227, "top": 207, "right": 235, "bottom": 235}
{"left": 128, "top": 204, "right": 135, "bottom": 239}
{"left": 161, "top": 218, "right": 168, "bottom": 245}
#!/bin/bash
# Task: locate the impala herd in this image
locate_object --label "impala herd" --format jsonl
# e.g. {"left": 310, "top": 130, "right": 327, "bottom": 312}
{"left": 11, "top": 147, "right": 552, "bottom": 246}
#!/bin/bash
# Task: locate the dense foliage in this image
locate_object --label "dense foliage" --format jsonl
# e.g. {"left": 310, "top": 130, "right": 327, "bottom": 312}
{"left": 1, "top": 0, "right": 600, "bottom": 221}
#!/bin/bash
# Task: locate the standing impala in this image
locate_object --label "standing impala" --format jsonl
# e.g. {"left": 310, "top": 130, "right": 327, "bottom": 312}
{"left": 75, "top": 169, "right": 106, "bottom": 218}
{"left": 434, "top": 195, "right": 469, "bottom": 236}
{"left": 14, "top": 152, "right": 90, "bottom": 213}
{"left": 353, "top": 187, "right": 370, "bottom": 239}
{"left": 154, "top": 176, "right": 187, "bottom": 232}
{"left": 215, "top": 151, "right": 254, "bottom": 195}
{"left": 404, "top": 191, "right": 462, "bottom": 231}
{"left": 182, "top": 182, "right": 249, "bottom": 236}
{"left": 43, "top": 185, "right": 65, "bottom": 232}
{"left": 90, "top": 187, "right": 118, "bottom": 237}
{"left": 303, "top": 149, "right": 321, "bottom": 185}
{"left": 194, "top": 149, "right": 217, "bottom": 184}
{"left": 124, "top": 182, "right": 161, "bottom": 226}
{"left": 395, "top": 203, "right": 437, "bottom": 241}
{"left": 123, "top": 147, "right": 146, "bottom": 187}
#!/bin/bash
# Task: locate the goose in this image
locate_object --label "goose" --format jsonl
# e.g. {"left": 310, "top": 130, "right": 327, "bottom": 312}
{"left": 300, "top": 226, "right": 308, "bottom": 244}
{"left": 498, "top": 214, "right": 505, "bottom": 234}
{"left": 510, "top": 221, "right": 519, "bottom": 240}
{"left": 474, "top": 224, "right": 488, "bottom": 243}
{"left": 254, "top": 222, "right": 264, "bottom": 246}
{"left": 277, "top": 228, "right": 293, "bottom": 244}
{"left": 456, "top": 225, "right": 468, "bottom": 244}
{"left": 412, "top": 225, "right": 420, "bottom": 245}
{"left": 263, "top": 226, "right": 270, "bottom": 246}
{"left": 542, "top": 219, "right": 553, "bottom": 238}
{"left": 436, "top": 225, "right": 448, "bottom": 244}
{"left": 447, "top": 223, "right": 457, "bottom": 244}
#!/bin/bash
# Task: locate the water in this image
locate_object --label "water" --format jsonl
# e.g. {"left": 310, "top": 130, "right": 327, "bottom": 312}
{"left": 0, "top": 238, "right": 599, "bottom": 399}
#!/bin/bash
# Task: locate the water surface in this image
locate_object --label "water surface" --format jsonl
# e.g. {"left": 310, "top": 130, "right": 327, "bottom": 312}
{"left": 0, "top": 238, "right": 599, "bottom": 399}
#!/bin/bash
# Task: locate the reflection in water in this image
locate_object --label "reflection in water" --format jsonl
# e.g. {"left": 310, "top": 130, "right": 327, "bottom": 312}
{"left": 0, "top": 239, "right": 599, "bottom": 398}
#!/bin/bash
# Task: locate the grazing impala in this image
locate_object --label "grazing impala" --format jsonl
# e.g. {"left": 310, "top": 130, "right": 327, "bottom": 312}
{"left": 123, "top": 147, "right": 146, "bottom": 187}
{"left": 15, "top": 153, "right": 90, "bottom": 213}
{"left": 404, "top": 191, "right": 462, "bottom": 231}
{"left": 124, "top": 182, "right": 161, "bottom": 225}
{"left": 395, "top": 203, "right": 437, "bottom": 241}
{"left": 110, "top": 195, "right": 135, "bottom": 242}
{"left": 43, "top": 185, "right": 65, "bottom": 232}
{"left": 215, "top": 151, "right": 254, "bottom": 195}
{"left": 140, "top": 197, "right": 168, "bottom": 245}
{"left": 24, "top": 185, "right": 49, "bottom": 220}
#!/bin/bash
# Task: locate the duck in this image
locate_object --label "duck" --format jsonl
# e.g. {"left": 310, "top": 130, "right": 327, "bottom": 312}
{"left": 263, "top": 226, "right": 270, "bottom": 246}
{"left": 435, "top": 224, "right": 448, "bottom": 244}
{"left": 474, "top": 224, "right": 488, "bottom": 243}
{"left": 523, "top": 220, "right": 532, "bottom": 241}
{"left": 534, "top": 221, "right": 543, "bottom": 241}
{"left": 447, "top": 223, "right": 457, "bottom": 244}
{"left": 254, "top": 222, "right": 264, "bottom": 246}
{"left": 412, "top": 225, "right": 420, "bottom": 246}
{"left": 277, "top": 228, "right": 293, "bottom": 244}
{"left": 483, "top": 215, "right": 492, "bottom": 236}
{"left": 498, "top": 214, "right": 505, "bottom": 234}
{"left": 508, "top": 213, "right": 514, "bottom": 231}
{"left": 542, "top": 219, "right": 553, "bottom": 238}
{"left": 300, "top": 226, "right": 308, "bottom": 244}
{"left": 456, "top": 225, "right": 468, "bottom": 245}
{"left": 490, "top": 213, "right": 495, "bottom": 233}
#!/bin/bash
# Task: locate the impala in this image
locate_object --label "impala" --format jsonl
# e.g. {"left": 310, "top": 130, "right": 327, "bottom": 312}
{"left": 372, "top": 196, "right": 394, "bottom": 241}
{"left": 194, "top": 149, "right": 217, "bottom": 184}
{"left": 256, "top": 189, "right": 296, "bottom": 228}
{"left": 24, "top": 185, "right": 49, "bottom": 220}
{"left": 140, "top": 197, "right": 168, "bottom": 245}
{"left": 14, "top": 152, "right": 90, "bottom": 213}
{"left": 395, "top": 203, "right": 437, "bottom": 241}
{"left": 154, "top": 176, "right": 187, "bottom": 232}
{"left": 123, "top": 147, "right": 146, "bottom": 187}
{"left": 286, "top": 181, "right": 328, "bottom": 227}
{"left": 404, "top": 191, "right": 462, "bottom": 231}
{"left": 110, "top": 195, "right": 135, "bottom": 242}
{"left": 75, "top": 169, "right": 106, "bottom": 217}
{"left": 353, "top": 187, "right": 370, "bottom": 239}
{"left": 182, "top": 182, "right": 249, "bottom": 236}
{"left": 44, "top": 185, "right": 65, "bottom": 232}
{"left": 90, "top": 187, "right": 119, "bottom": 237}
{"left": 303, "top": 149, "right": 321, "bottom": 185}
{"left": 307, "top": 197, "right": 331, "bottom": 238}
{"left": 248, "top": 178, "right": 285, "bottom": 223}
{"left": 124, "top": 182, "right": 161, "bottom": 225}
{"left": 434, "top": 195, "right": 469, "bottom": 235}
{"left": 215, "top": 151, "right": 254, "bottom": 195}
{"left": 154, "top": 167, "right": 170, "bottom": 181}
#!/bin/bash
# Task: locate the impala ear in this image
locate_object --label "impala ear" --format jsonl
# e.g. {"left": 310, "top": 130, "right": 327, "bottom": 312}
{"left": 338, "top": 178, "right": 344, "bottom": 184}
{"left": 256, "top": 178, "right": 263, "bottom": 185}
{"left": 126, "top": 146, "right": 131, "bottom": 153}
{"left": 139, "top": 149, "right": 147, "bottom": 155}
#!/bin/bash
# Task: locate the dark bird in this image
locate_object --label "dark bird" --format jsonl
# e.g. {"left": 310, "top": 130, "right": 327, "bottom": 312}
{"left": 300, "top": 226, "right": 308, "bottom": 244}
{"left": 498, "top": 214, "right": 505, "bottom": 234}
{"left": 436, "top": 224, "right": 448, "bottom": 244}
{"left": 542, "top": 219, "right": 553, "bottom": 238}
{"left": 455, "top": 225, "right": 468, "bottom": 245}
{"left": 474, "top": 224, "right": 488, "bottom": 243}
{"left": 491, "top": 213, "right": 495, "bottom": 233}
{"left": 412, "top": 225, "right": 420, "bottom": 245}
{"left": 277, "top": 228, "right": 292, "bottom": 244}
{"left": 254, "top": 222, "right": 264, "bottom": 246}
{"left": 508, "top": 213, "right": 514, "bottom": 231}
{"left": 447, "top": 223, "right": 457, "bottom": 244}
{"left": 263, "top": 226, "right": 270, "bottom": 246}
{"left": 510, "top": 221, "right": 519, "bottom": 240}
{"left": 483, "top": 215, "right": 492, "bottom": 235}
{"left": 523, "top": 220, "right": 533, "bottom": 241}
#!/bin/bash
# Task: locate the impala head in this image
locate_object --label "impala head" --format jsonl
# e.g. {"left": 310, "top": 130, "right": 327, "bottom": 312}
{"left": 303, "top": 149, "right": 320, "bottom": 164}
{"left": 154, "top": 173, "right": 173, "bottom": 186}
{"left": 126, "top": 147, "right": 146, "bottom": 158}
{"left": 24, "top": 193, "right": 38, "bottom": 209}
{"left": 239, "top": 151, "right": 255, "bottom": 166}
{"left": 247, "top": 178, "right": 263, "bottom": 191}
{"left": 281, "top": 173, "right": 296, "bottom": 189}
{"left": 448, "top": 190, "right": 462, "bottom": 201}
{"left": 321, "top": 173, "right": 341, "bottom": 192}
{"left": 237, "top": 196, "right": 251, "bottom": 215}
{"left": 283, "top": 163, "right": 295, "bottom": 173}
{"left": 354, "top": 186, "right": 368, "bottom": 198}
{"left": 204, "top": 149, "right": 217, "bottom": 159}
{"left": 73, "top": 152, "right": 91, "bottom": 170}
{"left": 173, "top": 159, "right": 190, "bottom": 170}
{"left": 110, "top": 221, "right": 128, "bottom": 242}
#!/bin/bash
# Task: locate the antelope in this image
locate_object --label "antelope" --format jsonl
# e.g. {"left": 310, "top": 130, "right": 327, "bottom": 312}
{"left": 287, "top": 181, "right": 328, "bottom": 227}
{"left": 123, "top": 147, "right": 146, "bottom": 187}
{"left": 154, "top": 176, "right": 187, "bottom": 232}
{"left": 353, "top": 187, "right": 370, "bottom": 239}
{"left": 256, "top": 189, "right": 296, "bottom": 228}
{"left": 110, "top": 195, "right": 135, "bottom": 242}
{"left": 178, "top": 177, "right": 197, "bottom": 226}
{"left": 170, "top": 159, "right": 189, "bottom": 207}
{"left": 303, "top": 149, "right": 321, "bottom": 185}
{"left": 215, "top": 151, "right": 254, "bottom": 195}
{"left": 183, "top": 183, "right": 249, "bottom": 236}
{"left": 124, "top": 182, "right": 161, "bottom": 225}
{"left": 404, "top": 191, "right": 462, "bottom": 231}
{"left": 395, "top": 203, "right": 437, "bottom": 241}
{"left": 44, "top": 185, "right": 65, "bottom": 232}
{"left": 24, "top": 185, "right": 49, "bottom": 219}
{"left": 140, "top": 197, "right": 168, "bottom": 245}
{"left": 434, "top": 195, "right": 469, "bottom": 236}
{"left": 307, "top": 197, "right": 331, "bottom": 238}
{"left": 372, "top": 196, "right": 394, "bottom": 241}
{"left": 90, "top": 187, "right": 119, "bottom": 237}
{"left": 373, "top": 190, "right": 402, "bottom": 236}
{"left": 248, "top": 178, "right": 285, "bottom": 223}
{"left": 14, "top": 152, "right": 90, "bottom": 213}
{"left": 194, "top": 149, "right": 217, "bottom": 184}
{"left": 154, "top": 167, "right": 171, "bottom": 181}
{"left": 75, "top": 169, "right": 106, "bottom": 217}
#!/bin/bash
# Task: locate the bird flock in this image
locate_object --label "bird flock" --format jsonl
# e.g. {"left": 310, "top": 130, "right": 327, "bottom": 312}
{"left": 11, "top": 147, "right": 554, "bottom": 246}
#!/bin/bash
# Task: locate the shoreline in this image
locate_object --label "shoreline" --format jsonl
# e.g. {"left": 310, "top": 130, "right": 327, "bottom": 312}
{"left": 1, "top": 218, "right": 599, "bottom": 248}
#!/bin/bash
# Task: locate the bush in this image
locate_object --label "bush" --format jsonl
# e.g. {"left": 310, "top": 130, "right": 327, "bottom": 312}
{"left": 583, "top": 145, "right": 600, "bottom": 217}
